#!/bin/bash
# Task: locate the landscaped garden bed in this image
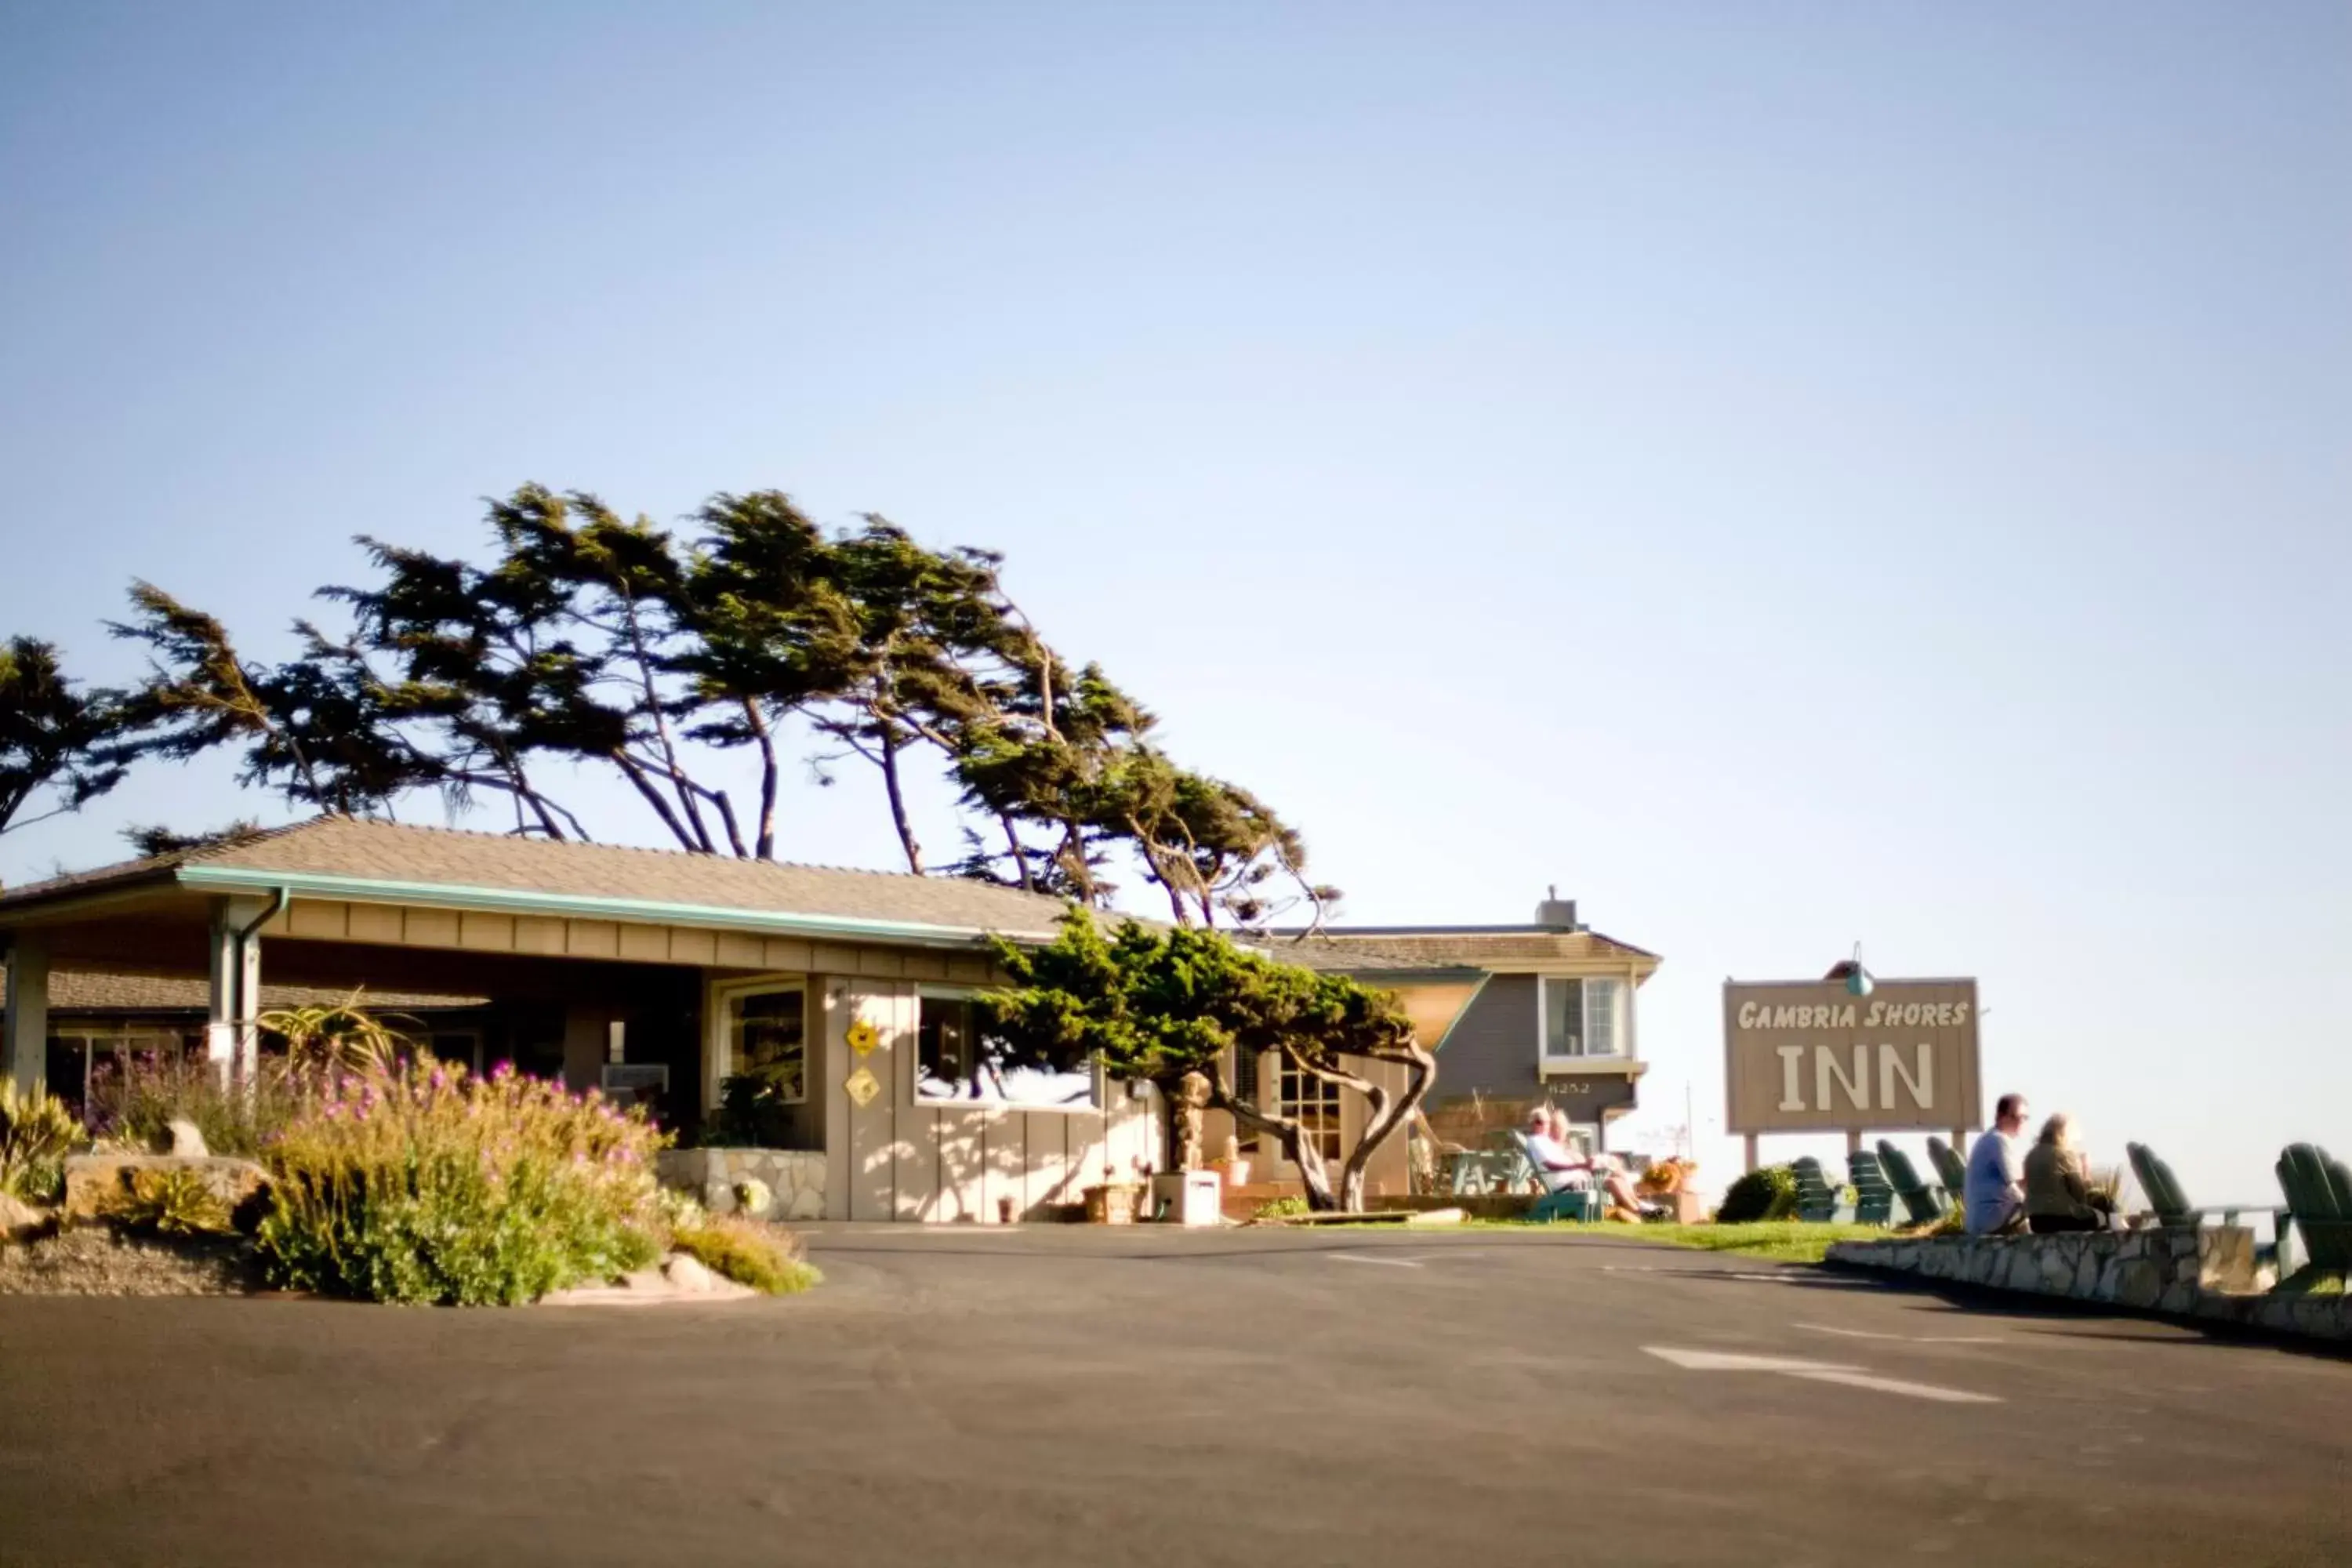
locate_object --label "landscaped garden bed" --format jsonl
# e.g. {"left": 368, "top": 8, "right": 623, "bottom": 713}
{"left": 0, "top": 1011, "right": 817, "bottom": 1306}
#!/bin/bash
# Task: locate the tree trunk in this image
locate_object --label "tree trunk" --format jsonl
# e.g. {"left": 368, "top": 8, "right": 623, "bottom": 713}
{"left": 1336, "top": 1036, "right": 1437, "bottom": 1214}
{"left": 878, "top": 724, "right": 924, "bottom": 874}
{"left": 996, "top": 811, "right": 1033, "bottom": 891}
{"left": 746, "top": 700, "right": 780, "bottom": 860}
{"left": 609, "top": 750, "right": 702, "bottom": 852}
{"left": 1208, "top": 1075, "right": 1336, "bottom": 1210}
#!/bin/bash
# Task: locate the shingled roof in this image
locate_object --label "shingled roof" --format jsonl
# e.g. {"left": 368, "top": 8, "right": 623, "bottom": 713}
{"left": 7, "top": 963, "right": 490, "bottom": 1016}
{"left": 0, "top": 815, "right": 1079, "bottom": 939}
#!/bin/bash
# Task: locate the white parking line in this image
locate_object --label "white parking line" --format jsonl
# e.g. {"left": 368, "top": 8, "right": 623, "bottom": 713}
{"left": 1796, "top": 1323, "right": 2006, "bottom": 1345}
{"left": 1643, "top": 1346, "right": 2001, "bottom": 1404}
{"left": 1327, "top": 1253, "right": 1425, "bottom": 1269}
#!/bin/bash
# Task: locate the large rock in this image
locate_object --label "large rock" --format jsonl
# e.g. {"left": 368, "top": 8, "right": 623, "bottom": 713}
{"left": 61, "top": 1154, "right": 270, "bottom": 1225}
{"left": 662, "top": 1254, "right": 716, "bottom": 1294}
{"left": 0, "top": 1192, "right": 56, "bottom": 1243}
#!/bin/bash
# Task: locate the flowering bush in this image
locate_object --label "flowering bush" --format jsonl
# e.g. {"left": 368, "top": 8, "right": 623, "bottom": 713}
{"left": 85, "top": 1050, "right": 303, "bottom": 1158}
{"left": 670, "top": 1215, "right": 821, "bottom": 1295}
{"left": 256, "top": 1062, "right": 667, "bottom": 1305}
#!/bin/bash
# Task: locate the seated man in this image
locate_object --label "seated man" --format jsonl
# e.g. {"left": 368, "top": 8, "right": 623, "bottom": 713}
{"left": 1964, "top": 1092, "right": 2031, "bottom": 1236}
{"left": 1522, "top": 1109, "right": 1655, "bottom": 1218}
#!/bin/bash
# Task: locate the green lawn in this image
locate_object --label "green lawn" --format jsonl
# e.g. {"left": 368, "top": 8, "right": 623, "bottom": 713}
{"left": 1467, "top": 1219, "right": 1891, "bottom": 1262}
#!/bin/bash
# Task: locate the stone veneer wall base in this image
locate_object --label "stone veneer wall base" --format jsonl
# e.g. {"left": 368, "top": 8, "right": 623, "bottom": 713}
{"left": 655, "top": 1149, "right": 826, "bottom": 1223}
{"left": 1824, "top": 1228, "right": 2350, "bottom": 1344}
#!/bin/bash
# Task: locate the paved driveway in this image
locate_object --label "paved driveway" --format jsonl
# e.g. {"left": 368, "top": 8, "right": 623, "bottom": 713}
{"left": 2, "top": 1226, "right": 2344, "bottom": 1566}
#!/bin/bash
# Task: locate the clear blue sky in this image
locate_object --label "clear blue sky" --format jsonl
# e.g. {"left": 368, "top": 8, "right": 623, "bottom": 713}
{"left": 4, "top": 3, "right": 2345, "bottom": 1203}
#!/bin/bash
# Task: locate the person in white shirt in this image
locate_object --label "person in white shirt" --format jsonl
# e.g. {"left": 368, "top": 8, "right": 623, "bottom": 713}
{"left": 1523, "top": 1108, "right": 1653, "bottom": 1217}
{"left": 1964, "top": 1093, "right": 2031, "bottom": 1236}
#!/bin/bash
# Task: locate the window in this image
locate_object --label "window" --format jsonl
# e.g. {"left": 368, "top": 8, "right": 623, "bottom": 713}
{"left": 1275, "top": 1049, "right": 1345, "bottom": 1165}
{"left": 915, "top": 990, "right": 1097, "bottom": 1109}
{"left": 722, "top": 985, "right": 807, "bottom": 1104}
{"left": 424, "top": 1031, "right": 483, "bottom": 1073}
{"left": 1541, "top": 978, "right": 1624, "bottom": 1058}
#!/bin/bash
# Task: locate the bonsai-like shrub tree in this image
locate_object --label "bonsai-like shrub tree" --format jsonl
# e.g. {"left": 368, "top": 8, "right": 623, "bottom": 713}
{"left": 978, "top": 913, "right": 1433, "bottom": 1213}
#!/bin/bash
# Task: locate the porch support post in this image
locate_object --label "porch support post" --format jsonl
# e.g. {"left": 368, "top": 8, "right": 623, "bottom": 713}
{"left": 3, "top": 933, "right": 49, "bottom": 1095}
{"left": 207, "top": 898, "right": 268, "bottom": 1086}
{"left": 206, "top": 901, "right": 239, "bottom": 1083}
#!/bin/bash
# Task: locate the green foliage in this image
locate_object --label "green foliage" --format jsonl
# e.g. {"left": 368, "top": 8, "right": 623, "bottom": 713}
{"left": 979, "top": 913, "right": 1428, "bottom": 1212}
{"left": 107, "top": 1167, "right": 233, "bottom": 1236}
{"left": 0, "top": 1080, "right": 82, "bottom": 1202}
{"left": 0, "top": 635, "right": 135, "bottom": 838}
{"left": 1251, "top": 1196, "right": 1312, "bottom": 1221}
{"left": 980, "top": 912, "right": 1414, "bottom": 1088}
{"left": 90, "top": 485, "right": 1333, "bottom": 929}
{"left": 85, "top": 1051, "right": 302, "bottom": 1160}
{"left": 255, "top": 994, "right": 417, "bottom": 1075}
{"left": 256, "top": 1061, "right": 667, "bottom": 1305}
{"left": 671, "top": 1216, "right": 821, "bottom": 1295}
{"left": 1715, "top": 1164, "right": 1799, "bottom": 1224}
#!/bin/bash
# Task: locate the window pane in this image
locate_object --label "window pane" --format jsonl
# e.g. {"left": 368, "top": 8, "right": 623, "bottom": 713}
{"left": 916, "top": 994, "right": 1095, "bottom": 1109}
{"left": 1544, "top": 978, "right": 1584, "bottom": 1055}
{"left": 1585, "top": 980, "right": 1617, "bottom": 1056}
{"left": 730, "top": 989, "right": 805, "bottom": 1103}
{"left": 1275, "top": 1050, "right": 1345, "bottom": 1163}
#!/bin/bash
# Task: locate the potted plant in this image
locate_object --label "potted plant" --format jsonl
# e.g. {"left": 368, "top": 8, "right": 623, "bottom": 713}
{"left": 1082, "top": 1163, "right": 1145, "bottom": 1225}
{"left": 1206, "top": 1132, "right": 1250, "bottom": 1192}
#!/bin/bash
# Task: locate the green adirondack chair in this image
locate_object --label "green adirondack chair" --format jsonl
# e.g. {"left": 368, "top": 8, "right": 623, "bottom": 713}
{"left": 1876, "top": 1140, "right": 1948, "bottom": 1224}
{"left": 2274, "top": 1143, "right": 2352, "bottom": 1291}
{"left": 1847, "top": 1150, "right": 1896, "bottom": 1226}
{"left": 1926, "top": 1136, "right": 1970, "bottom": 1203}
{"left": 1511, "top": 1131, "right": 1604, "bottom": 1223}
{"left": 2127, "top": 1142, "right": 2256, "bottom": 1228}
{"left": 1789, "top": 1156, "right": 1842, "bottom": 1224}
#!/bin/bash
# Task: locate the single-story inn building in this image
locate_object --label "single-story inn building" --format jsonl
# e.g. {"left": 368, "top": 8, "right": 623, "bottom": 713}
{"left": 2, "top": 818, "right": 1645, "bottom": 1221}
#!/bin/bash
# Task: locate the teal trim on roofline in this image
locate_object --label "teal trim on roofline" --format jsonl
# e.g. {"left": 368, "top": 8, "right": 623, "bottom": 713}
{"left": 172, "top": 865, "right": 1057, "bottom": 949}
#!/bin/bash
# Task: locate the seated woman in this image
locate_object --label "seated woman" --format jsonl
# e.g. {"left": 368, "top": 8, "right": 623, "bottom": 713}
{"left": 2024, "top": 1112, "right": 2111, "bottom": 1233}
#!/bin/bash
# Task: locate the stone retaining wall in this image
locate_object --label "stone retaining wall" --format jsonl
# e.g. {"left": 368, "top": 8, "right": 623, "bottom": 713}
{"left": 1825, "top": 1228, "right": 2350, "bottom": 1343}
{"left": 656, "top": 1149, "right": 825, "bottom": 1222}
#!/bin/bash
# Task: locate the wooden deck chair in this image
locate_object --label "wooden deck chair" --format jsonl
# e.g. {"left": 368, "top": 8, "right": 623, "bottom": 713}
{"left": 1877, "top": 1140, "right": 1949, "bottom": 1224}
{"left": 2274, "top": 1143, "right": 2352, "bottom": 1291}
{"left": 1846, "top": 1150, "right": 1896, "bottom": 1226}
{"left": 1789, "top": 1156, "right": 1842, "bottom": 1224}
{"left": 1926, "top": 1135, "right": 1970, "bottom": 1202}
{"left": 2128, "top": 1142, "right": 2255, "bottom": 1228}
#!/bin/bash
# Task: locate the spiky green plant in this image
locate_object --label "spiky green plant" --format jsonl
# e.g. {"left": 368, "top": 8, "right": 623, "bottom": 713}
{"left": 0, "top": 1080, "right": 82, "bottom": 1202}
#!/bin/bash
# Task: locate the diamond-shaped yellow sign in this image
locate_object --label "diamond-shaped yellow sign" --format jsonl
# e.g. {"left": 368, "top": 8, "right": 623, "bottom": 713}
{"left": 843, "top": 1065, "right": 880, "bottom": 1108}
{"left": 845, "top": 1018, "right": 880, "bottom": 1057}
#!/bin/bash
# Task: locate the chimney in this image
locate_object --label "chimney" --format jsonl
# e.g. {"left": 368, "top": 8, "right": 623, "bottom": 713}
{"left": 1534, "top": 884, "right": 1579, "bottom": 929}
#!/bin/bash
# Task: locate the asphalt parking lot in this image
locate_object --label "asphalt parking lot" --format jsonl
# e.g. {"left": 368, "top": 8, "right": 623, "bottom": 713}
{"left": 2, "top": 1225, "right": 2345, "bottom": 1567}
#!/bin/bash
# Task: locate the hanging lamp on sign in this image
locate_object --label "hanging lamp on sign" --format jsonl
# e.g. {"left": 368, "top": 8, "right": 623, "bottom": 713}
{"left": 1823, "top": 942, "right": 1875, "bottom": 998}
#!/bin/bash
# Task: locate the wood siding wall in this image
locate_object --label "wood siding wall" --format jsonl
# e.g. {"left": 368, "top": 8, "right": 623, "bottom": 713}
{"left": 819, "top": 978, "right": 1161, "bottom": 1221}
{"left": 272, "top": 897, "right": 995, "bottom": 985}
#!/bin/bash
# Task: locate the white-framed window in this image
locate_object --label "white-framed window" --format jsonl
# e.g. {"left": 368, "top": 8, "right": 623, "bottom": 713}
{"left": 713, "top": 982, "right": 808, "bottom": 1106}
{"left": 915, "top": 987, "right": 1098, "bottom": 1110}
{"left": 1274, "top": 1049, "right": 1345, "bottom": 1165}
{"left": 1540, "top": 977, "right": 1625, "bottom": 1059}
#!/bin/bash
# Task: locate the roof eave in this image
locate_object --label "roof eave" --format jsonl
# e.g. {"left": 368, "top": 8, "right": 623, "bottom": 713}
{"left": 172, "top": 865, "right": 1057, "bottom": 951}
